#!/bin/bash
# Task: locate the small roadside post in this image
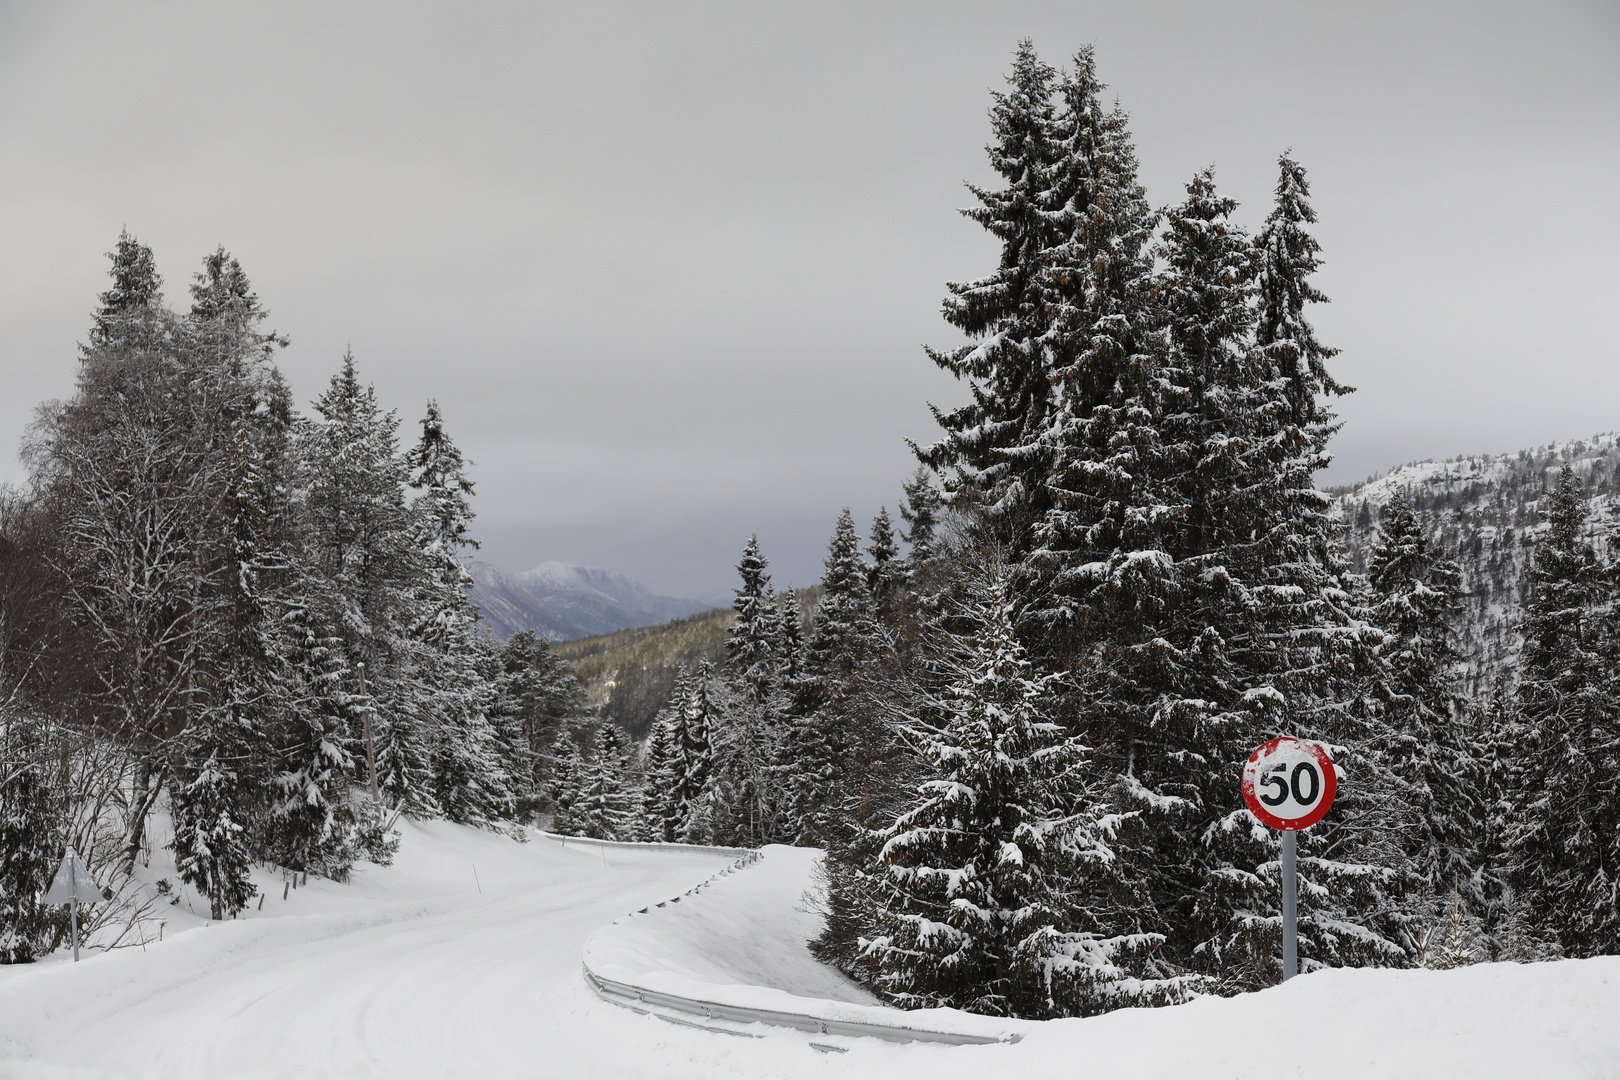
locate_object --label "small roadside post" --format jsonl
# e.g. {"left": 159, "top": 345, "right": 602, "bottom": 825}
{"left": 1241, "top": 737, "right": 1337, "bottom": 982}
{"left": 43, "top": 849, "right": 103, "bottom": 961}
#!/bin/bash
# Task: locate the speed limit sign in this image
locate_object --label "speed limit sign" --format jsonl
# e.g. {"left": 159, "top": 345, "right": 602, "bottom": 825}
{"left": 1242, "top": 737, "right": 1336, "bottom": 831}
{"left": 1241, "top": 737, "right": 1336, "bottom": 984}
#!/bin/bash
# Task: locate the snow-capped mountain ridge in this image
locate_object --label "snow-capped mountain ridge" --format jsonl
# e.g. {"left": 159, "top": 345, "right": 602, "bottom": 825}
{"left": 469, "top": 559, "right": 709, "bottom": 641}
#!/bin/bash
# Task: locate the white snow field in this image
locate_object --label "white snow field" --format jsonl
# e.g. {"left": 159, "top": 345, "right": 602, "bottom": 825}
{"left": 2, "top": 823, "right": 1618, "bottom": 1079}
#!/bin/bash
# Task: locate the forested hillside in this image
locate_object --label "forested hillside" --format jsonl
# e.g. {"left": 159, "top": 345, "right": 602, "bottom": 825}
{"left": 1336, "top": 433, "right": 1620, "bottom": 692}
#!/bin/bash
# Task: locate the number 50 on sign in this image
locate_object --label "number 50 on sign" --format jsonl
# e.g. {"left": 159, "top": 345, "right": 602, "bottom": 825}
{"left": 1242, "top": 737, "right": 1336, "bottom": 831}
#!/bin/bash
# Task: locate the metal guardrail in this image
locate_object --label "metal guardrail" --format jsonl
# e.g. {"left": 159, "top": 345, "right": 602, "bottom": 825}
{"left": 575, "top": 843, "right": 1019, "bottom": 1047}
{"left": 537, "top": 831, "right": 757, "bottom": 860}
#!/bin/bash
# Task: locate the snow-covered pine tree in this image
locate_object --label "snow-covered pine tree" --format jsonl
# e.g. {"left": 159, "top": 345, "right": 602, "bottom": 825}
{"left": 783, "top": 509, "right": 877, "bottom": 844}
{"left": 295, "top": 353, "right": 438, "bottom": 818}
{"left": 1203, "top": 154, "right": 1409, "bottom": 986}
{"left": 573, "top": 724, "right": 635, "bottom": 841}
{"left": 637, "top": 706, "right": 681, "bottom": 842}
{"left": 0, "top": 714, "right": 63, "bottom": 962}
{"left": 899, "top": 466, "right": 942, "bottom": 569}
{"left": 1254, "top": 153, "right": 1350, "bottom": 432}
{"left": 919, "top": 40, "right": 1059, "bottom": 551}
{"left": 866, "top": 508, "right": 904, "bottom": 614}
{"left": 83, "top": 228, "right": 163, "bottom": 356}
{"left": 673, "top": 661, "right": 717, "bottom": 841}
{"left": 863, "top": 568, "right": 1191, "bottom": 1018}
{"left": 406, "top": 401, "right": 510, "bottom": 825}
{"left": 1019, "top": 59, "right": 1165, "bottom": 664}
{"left": 267, "top": 602, "right": 362, "bottom": 878}
{"left": 171, "top": 744, "right": 257, "bottom": 921}
{"left": 176, "top": 248, "right": 304, "bottom": 894}
{"left": 546, "top": 725, "right": 586, "bottom": 835}
{"left": 1366, "top": 489, "right": 1480, "bottom": 900}
{"left": 1504, "top": 465, "right": 1620, "bottom": 956}
{"left": 711, "top": 537, "right": 787, "bottom": 844}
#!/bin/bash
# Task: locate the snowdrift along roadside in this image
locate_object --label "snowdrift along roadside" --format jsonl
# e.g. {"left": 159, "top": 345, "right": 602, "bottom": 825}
{"left": 1, "top": 823, "right": 1617, "bottom": 1079}
{"left": 581, "top": 843, "right": 1024, "bottom": 1043}
{"left": 582, "top": 840, "right": 1620, "bottom": 1077}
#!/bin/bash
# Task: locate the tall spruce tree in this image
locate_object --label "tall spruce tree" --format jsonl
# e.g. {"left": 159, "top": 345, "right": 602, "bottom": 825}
{"left": 1504, "top": 465, "right": 1620, "bottom": 956}
{"left": 406, "top": 402, "right": 510, "bottom": 824}
{"left": 673, "top": 661, "right": 717, "bottom": 841}
{"left": 863, "top": 568, "right": 1190, "bottom": 1018}
{"left": 296, "top": 353, "right": 437, "bottom": 817}
{"left": 712, "top": 537, "right": 786, "bottom": 843}
{"left": 920, "top": 40, "right": 1058, "bottom": 548}
{"left": 573, "top": 724, "right": 635, "bottom": 841}
{"left": 1366, "top": 490, "right": 1479, "bottom": 900}
{"left": 784, "top": 510, "right": 878, "bottom": 844}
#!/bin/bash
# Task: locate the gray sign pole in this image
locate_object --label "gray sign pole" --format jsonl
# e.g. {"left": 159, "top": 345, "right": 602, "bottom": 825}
{"left": 1281, "top": 828, "right": 1297, "bottom": 981}
{"left": 69, "top": 858, "right": 80, "bottom": 962}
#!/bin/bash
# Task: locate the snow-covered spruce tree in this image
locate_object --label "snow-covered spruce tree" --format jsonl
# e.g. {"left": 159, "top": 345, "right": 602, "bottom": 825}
{"left": 406, "top": 401, "right": 511, "bottom": 825}
{"left": 266, "top": 601, "right": 363, "bottom": 878}
{"left": 783, "top": 509, "right": 878, "bottom": 845}
{"left": 637, "top": 703, "right": 682, "bottom": 842}
{"left": 171, "top": 743, "right": 258, "bottom": 920}
{"left": 0, "top": 713, "right": 63, "bottom": 962}
{"left": 673, "top": 661, "right": 717, "bottom": 842}
{"left": 863, "top": 569, "right": 1191, "bottom": 1018}
{"left": 899, "top": 466, "right": 942, "bottom": 570}
{"left": 546, "top": 725, "right": 587, "bottom": 835}
{"left": 866, "top": 508, "right": 904, "bottom": 615}
{"left": 572, "top": 724, "right": 635, "bottom": 841}
{"left": 710, "top": 537, "right": 788, "bottom": 845}
{"left": 1253, "top": 153, "right": 1350, "bottom": 432}
{"left": 166, "top": 250, "right": 287, "bottom": 908}
{"left": 1503, "top": 465, "right": 1620, "bottom": 956}
{"left": 1018, "top": 58, "right": 1165, "bottom": 667}
{"left": 918, "top": 40, "right": 1059, "bottom": 552}
{"left": 1196, "top": 154, "right": 1409, "bottom": 986}
{"left": 295, "top": 353, "right": 437, "bottom": 818}
{"left": 1366, "top": 489, "right": 1480, "bottom": 900}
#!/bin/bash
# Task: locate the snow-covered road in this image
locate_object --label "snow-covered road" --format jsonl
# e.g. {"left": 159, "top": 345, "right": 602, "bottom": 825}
{"left": 4, "top": 821, "right": 1619, "bottom": 1080}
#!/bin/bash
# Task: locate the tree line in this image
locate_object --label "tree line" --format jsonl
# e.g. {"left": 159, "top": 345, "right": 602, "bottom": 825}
{"left": 3, "top": 37, "right": 1614, "bottom": 1029}
{"left": 544, "top": 39, "right": 1620, "bottom": 1018}
{"left": 0, "top": 236, "right": 588, "bottom": 955}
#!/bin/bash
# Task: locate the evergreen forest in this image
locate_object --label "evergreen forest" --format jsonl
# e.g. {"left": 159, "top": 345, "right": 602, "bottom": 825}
{"left": 2, "top": 41, "right": 1614, "bottom": 1018}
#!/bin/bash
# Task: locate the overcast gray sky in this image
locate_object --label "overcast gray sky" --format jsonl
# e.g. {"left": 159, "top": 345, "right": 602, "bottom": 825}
{"left": 2, "top": 1, "right": 1616, "bottom": 599}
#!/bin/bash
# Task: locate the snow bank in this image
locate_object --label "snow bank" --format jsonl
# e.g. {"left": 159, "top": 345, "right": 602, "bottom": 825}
{"left": 2, "top": 827, "right": 1616, "bottom": 1079}
{"left": 582, "top": 844, "right": 1026, "bottom": 1043}
{"left": 581, "top": 842, "right": 1620, "bottom": 1077}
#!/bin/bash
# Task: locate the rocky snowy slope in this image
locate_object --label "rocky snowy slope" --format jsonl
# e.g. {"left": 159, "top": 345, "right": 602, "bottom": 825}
{"left": 3, "top": 824, "right": 1617, "bottom": 1079}
{"left": 467, "top": 559, "right": 709, "bottom": 641}
{"left": 1335, "top": 432, "right": 1620, "bottom": 690}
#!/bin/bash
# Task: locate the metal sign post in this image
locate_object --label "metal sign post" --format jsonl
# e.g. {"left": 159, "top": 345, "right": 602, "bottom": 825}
{"left": 1242, "top": 737, "right": 1337, "bottom": 983}
{"left": 44, "top": 849, "right": 103, "bottom": 961}
{"left": 1281, "top": 829, "right": 1297, "bottom": 981}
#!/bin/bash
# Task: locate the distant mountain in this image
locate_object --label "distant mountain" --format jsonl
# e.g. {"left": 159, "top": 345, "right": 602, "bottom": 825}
{"left": 467, "top": 560, "right": 710, "bottom": 642}
{"left": 551, "top": 587, "right": 821, "bottom": 737}
{"left": 1334, "top": 432, "right": 1620, "bottom": 691}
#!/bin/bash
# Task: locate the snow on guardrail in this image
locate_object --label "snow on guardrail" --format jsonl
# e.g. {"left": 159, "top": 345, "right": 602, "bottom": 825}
{"left": 578, "top": 843, "right": 1024, "bottom": 1046}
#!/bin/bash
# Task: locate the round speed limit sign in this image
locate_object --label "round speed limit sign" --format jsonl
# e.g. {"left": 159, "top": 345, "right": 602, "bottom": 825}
{"left": 1241, "top": 737, "right": 1336, "bottom": 831}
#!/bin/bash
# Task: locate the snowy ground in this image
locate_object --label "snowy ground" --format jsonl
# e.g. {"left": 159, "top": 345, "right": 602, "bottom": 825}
{"left": 3, "top": 823, "right": 1618, "bottom": 1079}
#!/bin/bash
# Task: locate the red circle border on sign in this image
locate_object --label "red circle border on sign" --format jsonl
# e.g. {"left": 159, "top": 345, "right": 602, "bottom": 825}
{"left": 1241, "top": 737, "right": 1337, "bottom": 831}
